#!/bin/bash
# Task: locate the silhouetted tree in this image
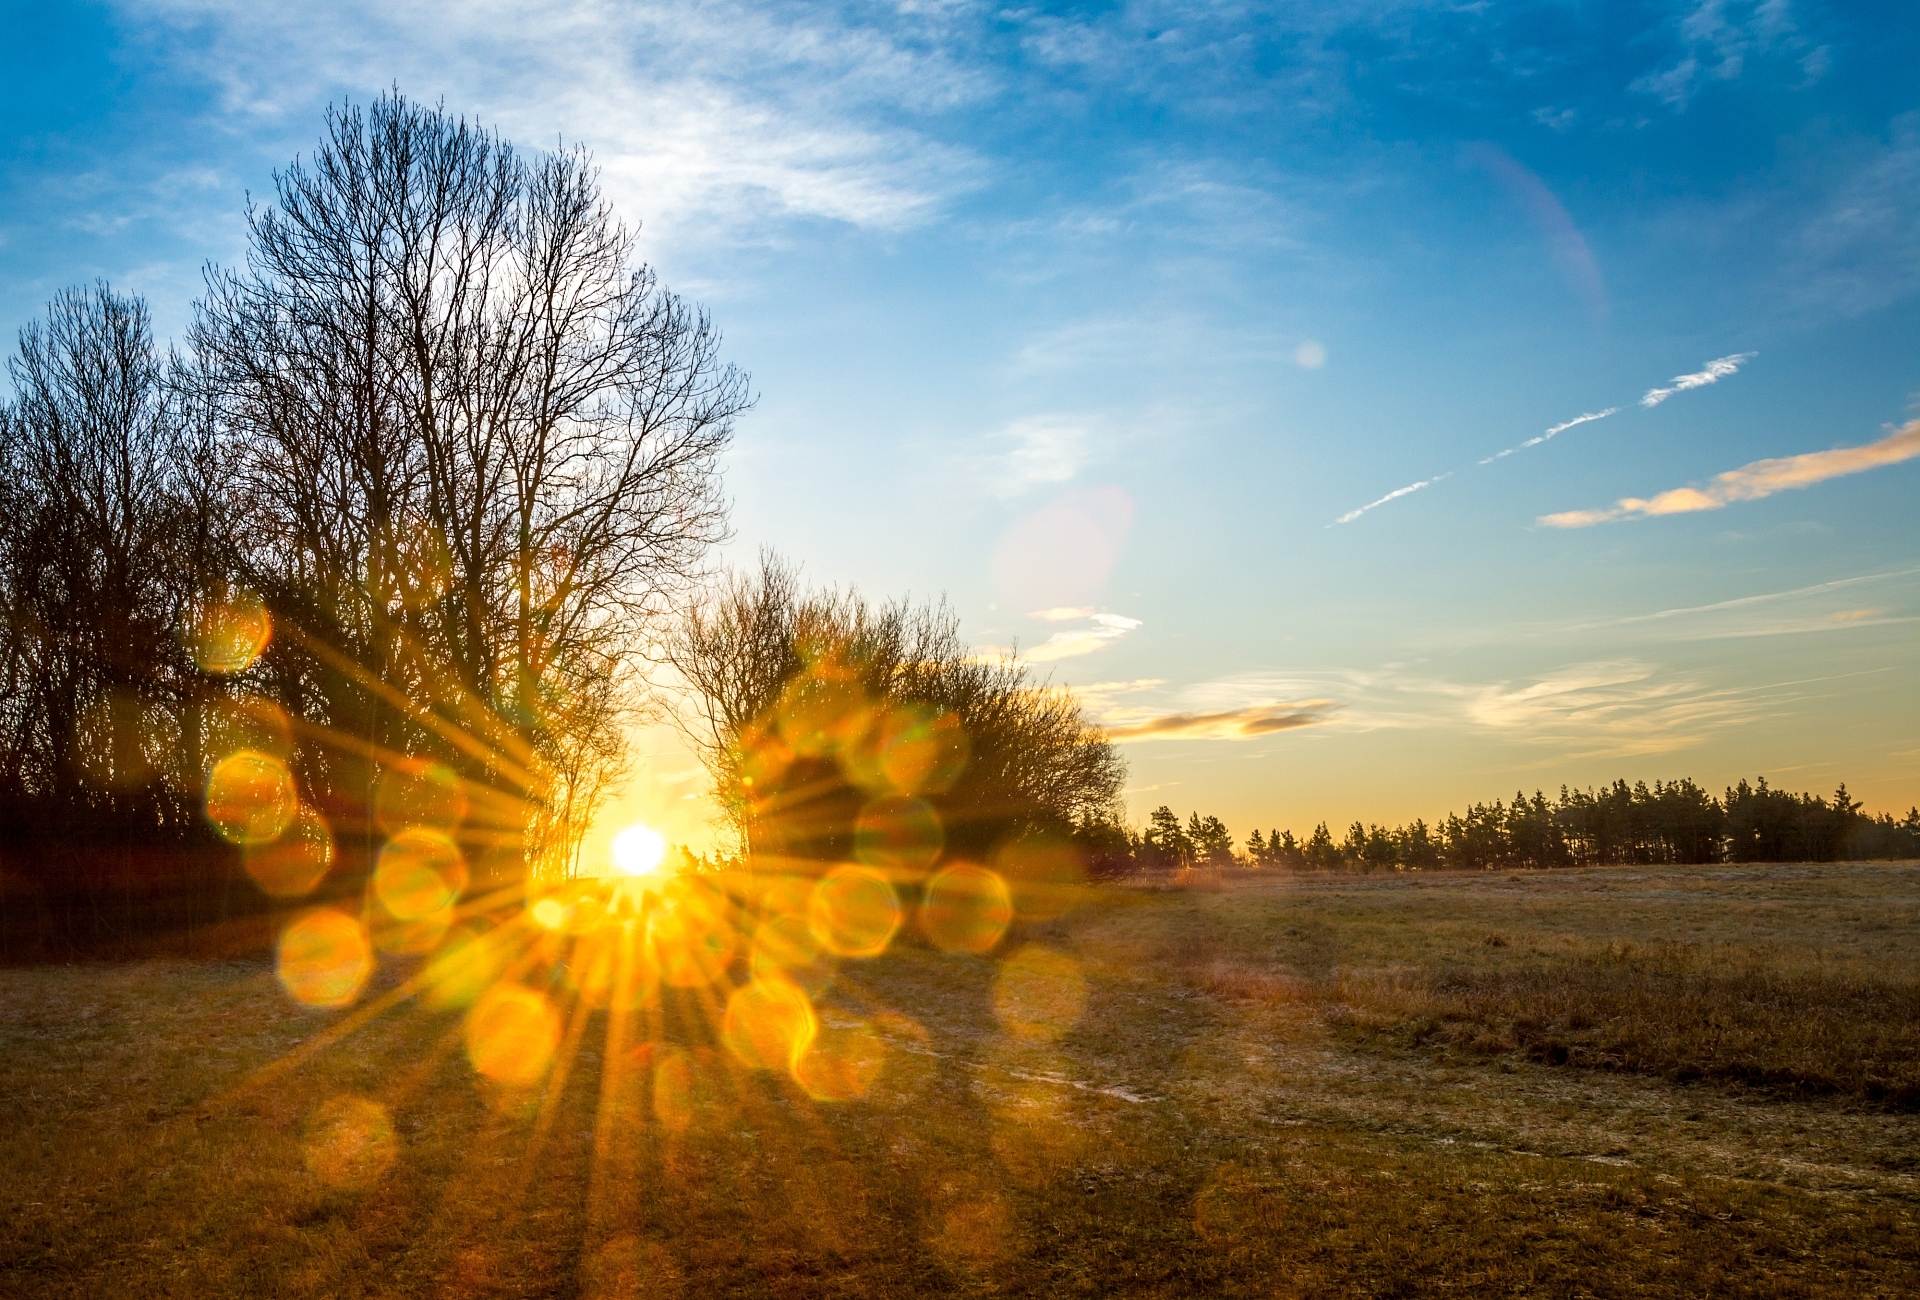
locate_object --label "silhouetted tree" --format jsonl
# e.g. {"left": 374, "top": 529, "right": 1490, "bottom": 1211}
{"left": 1190, "top": 813, "right": 1234, "bottom": 867}
{"left": 1075, "top": 774, "right": 1915, "bottom": 882}
{"left": 0, "top": 284, "right": 234, "bottom": 924}
{"left": 666, "top": 552, "right": 1124, "bottom": 870}
{"left": 191, "top": 92, "right": 746, "bottom": 882}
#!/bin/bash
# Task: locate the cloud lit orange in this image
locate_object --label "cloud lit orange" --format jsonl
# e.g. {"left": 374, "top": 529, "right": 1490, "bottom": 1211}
{"left": 1540, "top": 419, "right": 1920, "bottom": 528}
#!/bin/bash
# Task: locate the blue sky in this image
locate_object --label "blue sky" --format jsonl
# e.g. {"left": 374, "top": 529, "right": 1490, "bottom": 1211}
{"left": 5, "top": 0, "right": 1917, "bottom": 852}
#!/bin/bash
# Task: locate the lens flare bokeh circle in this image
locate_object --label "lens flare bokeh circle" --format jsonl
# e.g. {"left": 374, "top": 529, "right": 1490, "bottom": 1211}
{"left": 206, "top": 749, "right": 298, "bottom": 845}
{"left": 243, "top": 803, "right": 335, "bottom": 897}
{"left": 808, "top": 865, "right": 903, "bottom": 960}
{"left": 991, "top": 945, "right": 1089, "bottom": 1041}
{"left": 186, "top": 586, "right": 272, "bottom": 675}
{"left": 465, "top": 984, "right": 560, "bottom": 1086}
{"left": 867, "top": 704, "right": 969, "bottom": 795}
{"left": 374, "top": 827, "right": 468, "bottom": 920}
{"left": 721, "top": 977, "right": 818, "bottom": 1073}
{"left": 852, "top": 796, "right": 944, "bottom": 873}
{"left": 277, "top": 908, "right": 374, "bottom": 1008}
{"left": 373, "top": 759, "right": 468, "bottom": 835}
{"left": 919, "top": 863, "right": 1014, "bottom": 955}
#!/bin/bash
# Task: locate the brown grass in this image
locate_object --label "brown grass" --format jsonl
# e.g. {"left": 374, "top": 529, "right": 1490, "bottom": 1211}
{"left": 1329, "top": 948, "right": 1920, "bottom": 1108}
{"left": 2, "top": 860, "right": 1917, "bottom": 1296}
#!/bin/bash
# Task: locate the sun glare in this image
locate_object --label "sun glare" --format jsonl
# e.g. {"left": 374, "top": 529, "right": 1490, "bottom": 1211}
{"left": 611, "top": 823, "right": 668, "bottom": 878}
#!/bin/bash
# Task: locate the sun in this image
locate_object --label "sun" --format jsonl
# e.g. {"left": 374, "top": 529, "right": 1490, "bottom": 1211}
{"left": 611, "top": 823, "right": 668, "bottom": 878}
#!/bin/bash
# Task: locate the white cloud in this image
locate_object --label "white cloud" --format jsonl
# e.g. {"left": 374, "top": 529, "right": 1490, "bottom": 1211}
{"left": 1640, "top": 352, "right": 1754, "bottom": 407}
{"left": 1555, "top": 567, "right": 1920, "bottom": 636}
{"left": 1029, "top": 606, "right": 1095, "bottom": 621}
{"left": 1540, "top": 418, "right": 1920, "bottom": 527}
{"left": 1070, "top": 678, "right": 1167, "bottom": 711}
{"left": 1786, "top": 113, "right": 1920, "bottom": 317}
{"left": 971, "top": 415, "right": 1093, "bottom": 498}
{"left": 1023, "top": 612, "right": 1141, "bottom": 662}
{"left": 1480, "top": 408, "right": 1617, "bottom": 464}
{"left": 1105, "top": 702, "right": 1338, "bottom": 742}
{"left": 1542, "top": 409, "right": 1618, "bottom": 439}
{"left": 1175, "top": 658, "right": 1801, "bottom": 758}
{"left": 1631, "top": 56, "right": 1703, "bottom": 109}
{"left": 1329, "top": 472, "right": 1450, "bottom": 526}
{"left": 119, "top": 0, "right": 987, "bottom": 250}
{"left": 1631, "top": 0, "right": 1810, "bottom": 113}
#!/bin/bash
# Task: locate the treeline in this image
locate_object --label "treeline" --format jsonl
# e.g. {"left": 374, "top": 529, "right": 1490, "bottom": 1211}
{"left": 0, "top": 94, "right": 744, "bottom": 952}
{"left": 1077, "top": 777, "right": 1920, "bottom": 875}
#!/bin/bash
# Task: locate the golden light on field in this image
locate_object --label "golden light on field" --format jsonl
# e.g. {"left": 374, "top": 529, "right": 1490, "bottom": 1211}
{"left": 992, "top": 946, "right": 1089, "bottom": 1040}
{"left": 277, "top": 909, "right": 374, "bottom": 1008}
{"left": 466, "top": 984, "right": 561, "bottom": 1086}
{"left": 302, "top": 1096, "right": 396, "bottom": 1187}
{"left": 611, "top": 823, "right": 667, "bottom": 877}
{"left": 206, "top": 639, "right": 1109, "bottom": 1232}
{"left": 794, "top": 1016, "right": 888, "bottom": 1102}
{"left": 421, "top": 923, "right": 507, "bottom": 1010}
{"left": 650, "top": 878, "right": 737, "bottom": 987}
{"left": 721, "top": 976, "right": 818, "bottom": 1072}
{"left": 373, "top": 904, "right": 454, "bottom": 956}
{"left": 751, "top": 912, "right": 837, "bottom": 995}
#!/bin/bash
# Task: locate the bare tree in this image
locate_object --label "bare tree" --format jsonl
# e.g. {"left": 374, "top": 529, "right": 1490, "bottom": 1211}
{"left": 666, "top": 552, "right": 1125, "bottom": 868}
{"left": 0, "top": 282, "right": 255, "bottom": 955}
{"left": 191, "top": 93, "right": 748, "bottom": 881}
{"left": 0, "top": 284, "right": 217, "bottom": 835}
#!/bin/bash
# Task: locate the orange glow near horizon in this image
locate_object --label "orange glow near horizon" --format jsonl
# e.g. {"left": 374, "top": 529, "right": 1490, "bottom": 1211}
{"left": 206, "top": 643, "right": 1102, "bottom": 1226}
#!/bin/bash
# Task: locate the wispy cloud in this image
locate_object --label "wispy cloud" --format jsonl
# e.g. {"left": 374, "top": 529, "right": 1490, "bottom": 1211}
{"left": 1480, "top": 409, "right": 1618, "bottom": 464}
{"left": 1557, "top": 566, "right": 1920, "bottom": 633}
{"left": 1071, "top": 678, "right": 1167, "bottom": 712}
{"left": 1024, "top": 612, "right": 1141, "bottom": 663}
{"left": 1329, "top": 473, "right": 1451, "bottom": 526}
{"left": 1338, "top": 352, "right": 1751, "bottom": 526}
{"left": 1442, "top": 659, "right": 1831, "bottom": 758}
{"left": 1029, "top": 606, "right": 1095, "bottom": 622}
{"left": 971, "top": 416, "right": 1092, "bottom": 498}
{"left": 1640, "top": 352, "right": 1754, "bottom": 407}
{"left": 122, "top": 0, "right": 985, "bottom": 248}
{"left": 1630, "top": 0, "right": 1813, "bottom": 113}
{"left": 1105, "top": 701, "right": 1338, "bottom": 742}
{"left": 1540, "top": 418, "right": 1920, "bottom": 528}
{"left": 1185, "top": 658, "right": 1807, "bottom": 759}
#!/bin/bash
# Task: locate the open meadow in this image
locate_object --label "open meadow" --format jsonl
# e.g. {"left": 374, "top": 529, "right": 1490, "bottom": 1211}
{"left": 4, "top": 859, "right": 1918, "bottom": 1298}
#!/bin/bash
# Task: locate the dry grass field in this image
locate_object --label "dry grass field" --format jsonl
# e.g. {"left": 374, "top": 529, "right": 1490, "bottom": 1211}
{"left": 3, "top": 860, "right": 1917, "bottom": 1298}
